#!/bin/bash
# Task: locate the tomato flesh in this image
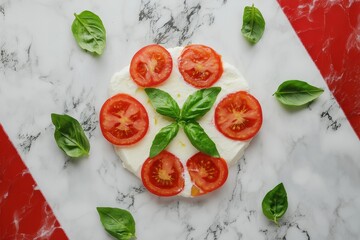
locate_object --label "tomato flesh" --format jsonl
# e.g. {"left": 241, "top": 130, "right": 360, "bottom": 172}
{"left": 141, "top": 151, "right": 184, "bottom": 197}
{"left": 215, "top": 91, "right": 262, "bottom": 140}
{"left": 178, "top": 44, "right": 223, "bottom": 88}
{"left": 100, "top": 93, "right": 149, "bottom": 145}
{"left": 186, "top": 152, "right": 228, "bottom": 196}
{"left": 130, "top": 44, "right": 173, "bottom": 87}
{"left": 191, "top": 185, "right": 206, "bottom": 197}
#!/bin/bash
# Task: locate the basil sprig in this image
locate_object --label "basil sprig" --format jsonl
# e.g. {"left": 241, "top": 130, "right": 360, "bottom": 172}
{"left": 184, "top": 121, "right": 220, "bottom": 158}
{"left": 273, "top": 80, "right": 324, "bottom": 107}
{"left": 51, "top": 113, "right": 90, "bottom": 158}
{"left": 97, "top": 207, "right": 136, "bottom": 240}
{"left": 262, "top": 183, "right": 288, "bottom": 226}
{"left": 181, "top": 87, "right": 221, "bottom": 120}
{"left": 72, "top": 10, "right": 106, "bottom": 55}
{"left": 145, "top": 88, "right": 181, "bottom": 119}
{"left": 145, "top": 87, "right": 221, "bottom": 158}
{"left": 150, "top": 122, "right": 179, "bottom": 158}
{"left": 241, "top": 4, "right": 265, "bottom": 44}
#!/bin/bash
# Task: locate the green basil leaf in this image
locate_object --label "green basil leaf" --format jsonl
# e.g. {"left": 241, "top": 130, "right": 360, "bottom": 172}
{"left": 183, "top": 121, "right": 220, "bottom": 158}
{"left": 51, "top": 113, "right": 90, "bottom": 158}
{"left": 241, "top": 4, "right": 265, "bottom": 44}
{"left": 72, "top": 10, "right": 106, "bottom": 55}
{"left": 262, "top": 183, "right": 288, "bottom": 225}
{"left": 150, "top": 122, "right": 179, "bottom": 158}
{"left": 181, "top": 87, "right": 221, "bottom": 120}
{"left": 274, "top": 80, "right": 324, "bottom": 107}
{"left": 145, "top": 88, "right": 181, "bottom": 119}
{"left": 97, "top": 207, "right": 136, "bottom": 240}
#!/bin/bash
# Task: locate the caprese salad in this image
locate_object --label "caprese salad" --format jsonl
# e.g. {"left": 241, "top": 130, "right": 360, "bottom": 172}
{"left": 99, "top": 44, "right": 262, "bottom": 197}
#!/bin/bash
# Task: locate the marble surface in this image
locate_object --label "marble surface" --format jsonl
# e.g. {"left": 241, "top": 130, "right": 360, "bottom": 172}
{"left": 1, "top": 0, "right": 359, "bottom": 239}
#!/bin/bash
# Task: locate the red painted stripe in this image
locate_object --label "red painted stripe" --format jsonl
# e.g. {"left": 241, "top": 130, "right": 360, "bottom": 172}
{"left": 278, "top": 0, "right": 360, "bottom": 138}
{"left": 0, "top": 125, "right": 68, "bottom": 240}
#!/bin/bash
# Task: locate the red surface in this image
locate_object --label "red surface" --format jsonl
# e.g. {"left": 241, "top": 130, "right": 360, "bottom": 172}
{"left": 0, "top": 125, "right": 68, "bottom": 240}
{"left": 278, "top": 0, "right": 360, "bottom": 138}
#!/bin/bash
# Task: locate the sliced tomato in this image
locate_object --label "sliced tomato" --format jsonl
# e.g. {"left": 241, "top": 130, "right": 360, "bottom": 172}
{"left": 186, "top": 152, "right": 228, "bottom": 196}
{"left": 130, "top": 44, "right": 173, "bottom": 87}
{"left": 178, "top": 44, "right": 223, "bottom": 88}
{"left": 100, "top": 93, "right": 149, "bottom": 145}
{"left": 215, "top": 91, "right": 262, "bottom": 140}
{"left": 141, "top": 151, "right": 184, "bottom": 197}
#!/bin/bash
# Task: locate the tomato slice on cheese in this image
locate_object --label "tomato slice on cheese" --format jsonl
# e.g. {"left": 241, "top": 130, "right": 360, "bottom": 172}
{"left": 178, "top": 44, "right": 223, "bottom": 88}
{"left": 100, "top": 93, "right": 149, "bottom": 145}
{"left": 130, "top": 44, "right": 173, "bottom": 87}
{"left": 215, "top": 91, "right": 262, "bottom": 140}
{"left": 186, "top": 152, "right": 228, "bottom": 196}
{"left": 141, "top": 151, "right": 185, "bottom": 197}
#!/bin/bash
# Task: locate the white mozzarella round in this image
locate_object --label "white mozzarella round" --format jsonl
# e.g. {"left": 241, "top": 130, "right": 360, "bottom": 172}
{"left": 108, "top": 47, "right": 251, "bottom": 197}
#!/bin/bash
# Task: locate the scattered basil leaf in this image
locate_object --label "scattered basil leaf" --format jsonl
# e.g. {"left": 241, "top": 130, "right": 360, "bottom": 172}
{"left": 72, "top": 10, "right": 106, "bottom": 55}
{"left": 97, "top": 207, "right": 136, "bottom": 240}
{"left": 149, "top": 122, "right": 179, "bottom": 158}
{"left": 145, "top": 88, "right": 181, "bottom": 119}
{"left": 184, "top": 121, "right": 220, "bottom": 158}
{"left": 51, "top": 113, "right": 90, "bottom": 158}
{"left": 181, "top": 87, "right": 221, "bottom": 120}
{"left": 274, "top": 80, "right": 324, "bottom": 107}
{"left": 241, "top": 4, "right": 265, "bottom": 44}
{"left": 262, "top": 183, "right": 288, "bottom": 226}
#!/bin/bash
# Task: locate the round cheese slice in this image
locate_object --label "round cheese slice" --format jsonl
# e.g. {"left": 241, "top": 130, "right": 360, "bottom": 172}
{"left": 108, "top": 47, "right": 251, "bottom": 197}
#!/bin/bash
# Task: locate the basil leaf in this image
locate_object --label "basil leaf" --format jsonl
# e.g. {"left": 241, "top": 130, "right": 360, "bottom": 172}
{"left": 274, "top": 80, "right": 324, "bottom": 107}
{"left": 150, "top": 122, "right": 179, "bottom": 158}
{"left": 241, "top": 4, "right": 265, "bottom": 44}
{"left": 51, "top": 113, "right": 90, "bottom": 158}
{"left": 145, "top": 88, "right": 181, "bottom": 119}
{"left": 183, "top": 121, "right": 220, "bottom": 158}
{"left": 262, "top": 183, "right": 288, "bottom": 225}
{"left": 97, "top": 207, "right": 136, "bottom": 240}
{"left": 181, "top": 87, "right": 221, "bottom": 120}
{"left": 72, "top": 10, "right": 106, "bottom": 55}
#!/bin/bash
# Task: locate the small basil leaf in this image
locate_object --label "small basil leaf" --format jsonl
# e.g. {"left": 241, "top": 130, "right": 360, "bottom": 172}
{"left": 51, "top": 113, "right": 90, "bottom": 158}
{"left": 262, "top": 183, "right": 288, "bottom": 225}
{"left": 181, "top": 87, "right": 221, "bottom": 120}
{"left": 145, "top": 88, "right": 181, "bottom": 119}
{"left": 241, "top": 4, "right": 265, "bottom": 44}
{"left": 97, "top": 207, "right": 136, "bottom": 240}
{"left": 183, "top": 121, "right": 220, "bottom": 158}
{"left": 150, "top": 122, "right": 179, "bottom": 158}
{"left": 274, "top": 80, "right": 324, "bottom": 107}
{"left": 72, "top": 10, "right": 106, "bottom": 55}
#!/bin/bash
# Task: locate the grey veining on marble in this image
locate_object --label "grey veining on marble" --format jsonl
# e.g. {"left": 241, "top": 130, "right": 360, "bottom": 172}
{"left": 0, "top": 0, "right": 359, "bottom": 239}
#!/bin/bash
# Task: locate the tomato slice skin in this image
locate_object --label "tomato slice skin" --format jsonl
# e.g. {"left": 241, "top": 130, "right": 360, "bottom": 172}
{"left": 186, "top": 152, "right": 228, "bottom": 196}
{"left": 141, "top": 151, "right": 185, "bottom": 197}
{"left": 130, "top": 44, "right": 173, "bottom": 87}
{"left": 215, "top": 91, "right": 262, "bottom": 140}
{"left": 100, "top": 93, "right": 149, "bottom": 145}
{"left": 178, "top": 44, "right": 223, "bottom": 88}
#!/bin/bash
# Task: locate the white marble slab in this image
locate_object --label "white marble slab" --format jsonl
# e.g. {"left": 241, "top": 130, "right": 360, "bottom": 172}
{"left": 0, "top": 0, "right": 359, "bottom": 239}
